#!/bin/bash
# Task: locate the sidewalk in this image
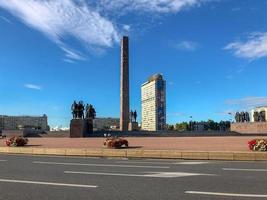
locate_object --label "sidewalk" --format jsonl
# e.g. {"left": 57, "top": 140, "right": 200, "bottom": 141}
{"left": 0, "top": 136, "right": 266, "bottom": 161}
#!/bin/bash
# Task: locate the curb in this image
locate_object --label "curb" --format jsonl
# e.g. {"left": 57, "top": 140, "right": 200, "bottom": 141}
{"left": 0, "top": 147, "right": 266, "bottom": 161}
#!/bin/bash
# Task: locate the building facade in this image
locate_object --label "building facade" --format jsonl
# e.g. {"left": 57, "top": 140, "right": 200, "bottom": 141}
{"left": 93, "top": 118, "right": 120, "bottom": 130}
{"left": 141, "top": 74, "right": 166, "bottom": 131}
{"left": 0, "top": 115, "right": 48, "bottom": 131}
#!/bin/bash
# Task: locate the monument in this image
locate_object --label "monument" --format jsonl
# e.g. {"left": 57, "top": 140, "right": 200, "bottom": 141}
{"left": 231, "top": 106, "right": 267, "bottom": 134}
{"left": 70, "top": 101, "right": 96, "bottom": 138}
{"left": 128, "top": 110, "right": 139, "bottom": 131}
{"left": 120, "top": 36, "right": 130, "bottom": 131}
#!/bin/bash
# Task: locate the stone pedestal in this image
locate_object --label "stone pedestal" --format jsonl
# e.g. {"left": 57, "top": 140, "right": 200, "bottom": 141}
{"left": 231, "top": 122, "right": 267, "bottom": 134}
{"left": 70, "top": 119, "right": 93, "bottom": 138}
{"left": 128, "top": 122, "right": 139, "bottom": 131}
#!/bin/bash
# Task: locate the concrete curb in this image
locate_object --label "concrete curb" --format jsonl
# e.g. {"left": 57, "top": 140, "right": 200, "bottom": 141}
{"left": 0, "top": 147, "right": 267, "bottom": 161}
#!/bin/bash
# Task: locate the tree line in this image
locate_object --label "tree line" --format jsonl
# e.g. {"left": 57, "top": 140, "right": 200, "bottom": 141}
{"left": 167, "top": 120, "right": 231, "bottom": 132}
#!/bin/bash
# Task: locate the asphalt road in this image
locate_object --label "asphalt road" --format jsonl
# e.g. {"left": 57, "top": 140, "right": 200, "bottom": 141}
{"left": 0, "top": 154, "right": 267, "bottom": 200}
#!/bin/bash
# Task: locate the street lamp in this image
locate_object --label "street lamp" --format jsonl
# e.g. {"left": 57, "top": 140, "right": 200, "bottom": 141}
{"left": 228, "top": 112, "right": 233, "bottom": 123}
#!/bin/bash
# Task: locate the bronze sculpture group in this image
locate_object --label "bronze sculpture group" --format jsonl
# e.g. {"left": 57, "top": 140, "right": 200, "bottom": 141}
{"left": 235, "top": 111, "right": 266, "bottom": 123}
{"left": 235, "top": 112, "right": 250, "bottom": 123}
{"left": 130, "top": 110, "right": 137, "bottom": 123}
{"left": 253, "top": 111, "right": 266, "bottom": 122}
{"left": 71, "top": 101, "right": 96, "bottom": 120}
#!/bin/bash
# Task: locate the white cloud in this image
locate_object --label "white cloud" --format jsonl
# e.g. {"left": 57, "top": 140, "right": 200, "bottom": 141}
{"left": 225, "top": 97, "right": 267, "bottom": 109}
{"left": 0, "top": 0, "right": 119, "bottom": 60}
{"left": 0, "top": 0, "right": 212, "bottom": 61}
{"left": 174, "top": 40, "right": 199, "bottom": 51}
{"left": 224, "top": 32, "right": 267, "bottom": 60}
{"left": 61, "top": 46, "right": 86, "bottom": 61}
{"left": 63, "top": 58, "right": 76, "bottom": 64}
{"left": 123, "top": 24, "right": 131, "bottom": 32}
{"left": 98, "top": 0, "right": 204, "bottom": 13}
{"left": 24, "top": 84, "right": 42, "bottom": 90}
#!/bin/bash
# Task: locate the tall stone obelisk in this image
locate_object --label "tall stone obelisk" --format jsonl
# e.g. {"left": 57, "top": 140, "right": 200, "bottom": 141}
{"left": 120, "top": 36, "right": 130, "bottom": 131}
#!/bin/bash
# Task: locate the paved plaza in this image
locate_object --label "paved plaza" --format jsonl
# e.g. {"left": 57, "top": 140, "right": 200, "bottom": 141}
{"left": 1, "top": 136, "right": 266, "bottom": 151}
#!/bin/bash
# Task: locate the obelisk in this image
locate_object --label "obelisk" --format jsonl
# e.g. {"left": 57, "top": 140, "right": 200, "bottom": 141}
{"left": 120, "top": 36, "right": 130, "bottom": 131}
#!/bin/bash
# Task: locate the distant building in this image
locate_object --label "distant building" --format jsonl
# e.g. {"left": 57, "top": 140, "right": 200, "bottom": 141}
{"left": 93, "top": 118, "right": 120, "bottom": 130}
{"left": 141, "top": 74, "right": 166, "bottom": 131}
{"left": 0, "top": 114, "right": 48, "bottom": 131}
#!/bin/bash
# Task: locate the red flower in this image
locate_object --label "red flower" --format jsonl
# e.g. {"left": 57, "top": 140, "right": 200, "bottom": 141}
{"left": 248, "top": 139, "right": 257, "bottom": 150}
{"left": 248, "top": 139, "right": 267, "bottom": 151}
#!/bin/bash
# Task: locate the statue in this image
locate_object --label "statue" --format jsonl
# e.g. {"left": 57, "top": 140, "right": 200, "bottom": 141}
{"left": 254, "top": 112, "right": 259, "bottom": 122}
{"left": 129, "top": 110, "right": 137, "bottom": 123}
{"left": 133, "top": 110, "right": 137, "bottom": 122}
{"left": 235, "top": 111, "right": 250, "bottom": 123}
{"left": 70, "top": 100, "right": 96, "bottom": 137}
{"left": 245, "top": 112, "right": 250, "bottom": 122}
{"left": 235, "top": 112, "right": 240, "bottom": 123}
{"left": 86, "top": 104, "right": 96, "bottom": 119}
{"left": 71, "top": 100, "right": 85, "bottom": 119}
{"left": 78, "top": 101, "right": 85, "bottom": 119}
{"left": 240, "top": 111, "right": 245, "bottom": 122}
{"left": 259, "top": 111, "right": 266, "bottom": 122}
{"left": 129, "top": 110, "right": 133, "bottom": 122}
{"left": 71, "top": 101, "right": 78, "bottom": 119}
{"left": 85, "top": 104, "right": 90, "bottom": 119}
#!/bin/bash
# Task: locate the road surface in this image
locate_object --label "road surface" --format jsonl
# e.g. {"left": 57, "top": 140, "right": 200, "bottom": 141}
{"left": 0, "top": 154, "right": 266, "bottom": 200}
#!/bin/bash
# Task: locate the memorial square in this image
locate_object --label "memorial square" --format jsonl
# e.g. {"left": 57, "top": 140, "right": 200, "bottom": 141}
{"left": 0, "top": 1, "right": 267, "bottom": 199}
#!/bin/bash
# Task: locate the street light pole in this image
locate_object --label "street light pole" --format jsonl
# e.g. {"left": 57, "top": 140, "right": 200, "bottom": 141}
{"left": 189, "top": 116, "right": 193, "bottom": 131}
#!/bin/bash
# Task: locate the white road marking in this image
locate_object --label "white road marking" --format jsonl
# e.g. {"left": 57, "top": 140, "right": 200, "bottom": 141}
{"left": 223, "top": 168, "right": 267, "bottom": 172}
{"left": 116, "top": 161, "right": 209, "bottom": 165}
{"left": 185, "top": 191, "right": 267, "bottom": 198}
{"left": 65, "top": 171, "right": 214, "bottom": 178}
{"left": 175, "top": 162, "right": 209, "bottom": 165}
{"left": 65, "top": 171, "right": 146, "bottom": 177}
{"left": 0, "top": 178, "right": 97, "bottom": 188}
{"left": 33, "top": 161, "right": 169, "bottom": 169}
{"left": 0, "top": 160, "right": 7, "bottom": 162}
{"left": 143, "top": 172, "right": 214, "bottom": 178}
{"left": 115, "top": 161, "right": 172, "bottom": 165}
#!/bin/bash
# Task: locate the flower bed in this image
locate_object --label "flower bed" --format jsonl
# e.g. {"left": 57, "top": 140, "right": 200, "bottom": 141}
{"left": 103, "top": 137, "right": 128, "bottom": 149}
{"left": 6, "top": 136, "right": 28, "bottom": 147}
{"left": 248, "top": 139, "right": 267, "bottom": 152}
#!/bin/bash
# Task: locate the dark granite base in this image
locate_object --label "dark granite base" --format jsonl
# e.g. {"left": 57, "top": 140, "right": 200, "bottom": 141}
{"left": 231, "top": 122, "right": 267, "bottom": 134}
{"left": 70, "top": 119, "right": 93, "bottom": 138}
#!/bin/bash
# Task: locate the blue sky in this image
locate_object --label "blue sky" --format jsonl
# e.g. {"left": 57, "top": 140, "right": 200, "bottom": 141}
{"left": 0, "top": 0, "right": 267, "bottom": 127}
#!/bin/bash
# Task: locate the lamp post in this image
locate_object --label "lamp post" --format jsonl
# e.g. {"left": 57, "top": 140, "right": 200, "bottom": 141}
{"left": 228, "top": 112, "right": 233, "bottom": 123}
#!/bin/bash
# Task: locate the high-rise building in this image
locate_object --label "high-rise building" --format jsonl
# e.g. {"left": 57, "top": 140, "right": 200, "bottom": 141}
{"left": 120, "top": 36, "right": 130, "bottom": 131}
{"left": 141, "top": 74, "right": 166, "bottom": 131}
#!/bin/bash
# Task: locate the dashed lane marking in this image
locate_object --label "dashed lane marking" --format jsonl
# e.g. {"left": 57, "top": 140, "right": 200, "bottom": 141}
{"left": 0, "top": 178, "right": 97, "bottom": 188}
{"left": 64, "top": 171, "right": 214, "bottom": 178}
{"left": 185, "top": 191, "right": 267, "bottom": 198}
{"left": 33, "top": 161, "right": 169, "bottom": 169}
{"left": 115, "top": 161, "right": 209, "bottom": 165}
{"left": 174, "top": 162, "right": 209, "bottom": 165}
{"left": 223, "top": 168, "right": 267, "bottom": 172}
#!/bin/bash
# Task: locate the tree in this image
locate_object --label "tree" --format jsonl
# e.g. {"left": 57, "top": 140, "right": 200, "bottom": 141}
{"left": 167, "top": 125, "right": 174, "bottom": 131}
{"left": 175, "top": 122, "right": 188, "bottom": 131}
